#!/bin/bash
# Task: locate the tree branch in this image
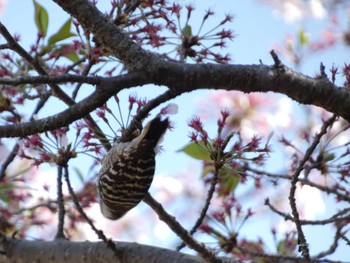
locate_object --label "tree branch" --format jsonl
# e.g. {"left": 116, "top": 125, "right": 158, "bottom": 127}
{"left": 144, "top": 193, "right": 222, "bottom": 263}
{"left": 0, "top": 73, "right": 148, "bottom": 138}
{"left": 0, "top": 74, "right": 102, "bottom": 86}
{"left": 0, "top": 234, "right": 210, "bottom": 263}
{"left": 0, "top": 21, "right": 75, "bottom": 106}
{"left": 288, "top": 114, "right": 337, "bottom": 261}
{"left": 177, "top": 166, "right": 219, "bottom": 251}
{"left": 52, "top": 0, "right": 350, "bottom": 123}
{"left": 63, "top": 164, "right": 121, "bottom": 260}
{"left": 55, "top": 166, "right": 66, "bottom": 239}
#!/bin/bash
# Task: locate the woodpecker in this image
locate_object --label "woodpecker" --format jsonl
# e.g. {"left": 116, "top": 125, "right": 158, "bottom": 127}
{"left": 98, "top": 116, "right": 169, "bottom": 220}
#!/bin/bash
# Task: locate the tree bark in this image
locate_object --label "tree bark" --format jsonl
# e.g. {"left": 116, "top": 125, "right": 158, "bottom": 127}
{"left": 51, "top": 0, "right": 350, "bottom": 121}
{"left": 0, "top": 234, "right": 220, "bottom": 263}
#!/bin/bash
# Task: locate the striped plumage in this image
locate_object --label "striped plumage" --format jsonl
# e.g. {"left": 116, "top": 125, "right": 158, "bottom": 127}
{"left": 98, "top": 116, "right": 169, "bottom": 220}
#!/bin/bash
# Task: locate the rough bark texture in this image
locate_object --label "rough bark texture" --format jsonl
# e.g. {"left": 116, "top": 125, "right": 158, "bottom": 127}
{"left": 51, "top": 0, "right": 350, "bottom": 121}
{"left": 0, "top": 0, "right": 347, "bottom": 139}
{"left": 0, "top": 234, "right": 214, "bottom": 263}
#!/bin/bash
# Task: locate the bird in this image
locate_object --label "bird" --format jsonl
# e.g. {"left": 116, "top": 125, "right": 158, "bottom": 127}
{"left": 97, "top": 116, "right": 169, "bottom": 220}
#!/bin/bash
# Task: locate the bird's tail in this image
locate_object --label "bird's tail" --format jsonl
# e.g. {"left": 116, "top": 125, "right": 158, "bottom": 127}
{"left": 141, "top": 116, "right": 169, "bottom": 145}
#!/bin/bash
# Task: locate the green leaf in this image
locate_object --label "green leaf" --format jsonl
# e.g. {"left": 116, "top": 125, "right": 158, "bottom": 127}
{"left": 218, "top": 166, "right": 240, "bottom": 196}
{"left": 298, "top": 28, "right": 309, "bottom": 46}
{"left": 0, "top": 180, "right": 34, "bottom": 204}
{"left": 277, "top": 239, "right": 297, "bottom": 256}
{"left": 0, "top": 184, "right": 15, "bottom": 204}
{"left": 182, "top": 24, "right": 192, "bottom": 38}
{"left": 201, "top": 164, "right": 215, "bottom": 177}
{"left": 48, "top": 19, "right": 76, "bottom": 46}
{"left": 324, "top": 152, "right": 335, "bottom": 162}
{"left": 33, "top": 0, "right": 49, "bottom": 36}
{"left": 178, "top": 141, "right": 211, "bottom": 161}
{"left": 44, "top": 44, "right": 80, "bottom": 62}
{"left": 64, "top": 51, "right": 79, "bottom": 62}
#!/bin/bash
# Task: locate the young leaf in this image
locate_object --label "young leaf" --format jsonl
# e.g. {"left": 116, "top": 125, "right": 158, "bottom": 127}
{"left": 179, "top": 141, "right": 211, "bottom": 161}
{"left": 48, "top": 19, "right": 76, "bottom": 46}
{"left": 298, "top": 28, "right": 309, "bottom": 46}
{"left": 64, "top": 51, "right": 79, "bottom": 62}
{"left": 33, "top": 0, "right": 49, "bottom": 36}
{"left": 182, "top": 24, "right": 192, "bottom": 38}
{"left": 201, "top": 164, "right": 215, "bottom": 177}
{"left": 277, "top": 239, "right": 297, "bottom": 256}
{"left": 218, "top": 166, "right": 240, "bottom": 196}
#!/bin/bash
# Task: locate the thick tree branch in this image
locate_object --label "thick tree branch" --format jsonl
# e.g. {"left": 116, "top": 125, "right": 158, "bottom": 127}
{"left": 52, "top": 0, "right": 154, "bottom": 72}
{"left": 1, "top": 63, "right": 349, "bottom": 139}
{"left": 151, "top": 62, "right": 350, "bottom": 122}
{"left": 0, "top": 234, "right": 211, "bottom": 263}
{"left": 0, "top": 73, "right": 148, "bottom": 138}
{"left": 0, "top": 21, "right": 74, "bottom": 105}
{"left": 52, "top": 0, "right": 350, "bottom": 123}
{"left": 0, "top": 74, "right": 102, "bottom": 86}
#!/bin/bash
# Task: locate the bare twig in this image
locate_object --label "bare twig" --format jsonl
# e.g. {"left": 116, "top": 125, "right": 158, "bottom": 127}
{"left": 0, "top": 96, "right": 49, "bottom": 180}
{"left": 72, "top": 62, "right": 94, "bottom": 100}
{"left": 121, "top": 89, "right": 179, "bottom": 142}
{"left": 340, "top": 233, "right": 350, "bottom": 246}
{"left": 55, "top": 166, "right": 66, "bottom": 239}
{"left": 144, "top": 193, "right": 222, "bottom": 263}
{"left": 265, "top": 199, "right": 350, "bottom": 225}
{"left": 62, "top": 165, "right": 121, "bottom": 261}
{"left": 312, "top": 222, "right": 344, "bottom": 259}
{"left": 288, "top": 114, "right": 337, "bottom": 261}
{"left": 0, "top": 144, "right": 19, "bottom": 180}
{"left": 245, "top": 165, "right": 350, "bottom": 203}
{"left": 270, "top": 49, "right": 284, "bottom": 72}
{"left": 0, "top": 73, "right": 147, "bottom": 138}
{"left": 177, "top": 168, "right": 219, "bottom": 251}
{"left": 14, "top": 201, "right": 57, "bottom": 215}
{"left": 320, "top": 62, "right": 327, "bottom": 79}
{"left": 0, "top": 22, "right": 110, "bottom": 149}
{"left": 238, "top": 247, "right": 305, "bottom": 262}
{"left": 0, "top": 21, "right": 74, "bottom": 105}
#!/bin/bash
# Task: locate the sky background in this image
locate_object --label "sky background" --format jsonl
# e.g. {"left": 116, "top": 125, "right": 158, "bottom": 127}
{"left": 1, "top": 0, "right": 349, "bottom": 260}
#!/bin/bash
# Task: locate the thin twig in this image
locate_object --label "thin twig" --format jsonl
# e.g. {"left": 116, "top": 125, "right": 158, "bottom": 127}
{"left": 177, "top": 169, "right": 219, "bottom": 251}
{"left": 0, "top": 96, "right": 49, "bottom": 180}
{"left": 270, "top": 49, "right": 284, "bottom": 72}
{"left": 62, "top": 165, "right": 121, "bottom": 260}
{"left": 121, "top": 89, "right": 179, "bottom": 142}
{"left": 144, "top": 193, "right": 222, "bottom": 263}
{"left": 55, "top": 166, "right": 66, "bottom": 239}
{"left": 72, "top": 62, "right": 94, "bottom": 100}
{"left": 245, "top": 165, "right": 350, "bottom": 202}
{"left": 238, "top": 247, "right": 305, "bottom": 262}
{"left": 0, "top": 144, "right": 19, "bottom": 180}
{"left": 312, "top": 222, "right": 344, "bottom": 259}
{"left": 265, "top": 199, "right": 350, "bottom": 225}
{"left": 14, "top": 200, "right": 57, "bottom": 215}
{"left": 320, "top": 62, "right": 327, "bottom": 79}
{"left": 288, "top": 114, "right": 337, "bottom": 261}
{"left": 0, "top": 21, "right": 109, "bottom": 149}
{"left": 339, "top": 233, "right": 350, "bottom": 246}
{"left": 0, "top": 21, "right": 74, "bottom": 105}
